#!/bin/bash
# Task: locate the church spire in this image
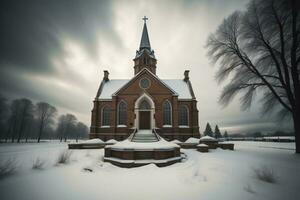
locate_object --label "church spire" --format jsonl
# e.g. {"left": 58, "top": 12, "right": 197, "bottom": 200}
{"left": 134, "top": 16, "right": 157, "bottom": 75}
{"left": 139, "top": 16, "right": 151, "bottom": 50}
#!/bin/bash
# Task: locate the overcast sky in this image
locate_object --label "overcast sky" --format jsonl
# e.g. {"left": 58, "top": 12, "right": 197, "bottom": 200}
{"left": 0, "top": 0, "right": 293, "bottom": 134}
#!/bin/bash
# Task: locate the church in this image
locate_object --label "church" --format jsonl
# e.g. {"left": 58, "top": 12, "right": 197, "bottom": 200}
{"left": 90, "top": 17, "right": 200, "bottom": 142}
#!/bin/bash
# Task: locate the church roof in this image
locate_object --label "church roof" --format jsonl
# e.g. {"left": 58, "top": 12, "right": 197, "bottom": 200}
{"left": 98, "top": 78, "right": 193, "bottom": 100}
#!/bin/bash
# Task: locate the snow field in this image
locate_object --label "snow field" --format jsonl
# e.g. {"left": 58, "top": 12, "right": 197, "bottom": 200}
{"left": 0, "top": 141, "right": 299, "bottom": 200}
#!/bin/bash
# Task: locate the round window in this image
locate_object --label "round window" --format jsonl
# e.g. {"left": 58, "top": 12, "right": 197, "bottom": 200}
{"left": 140, "top": 78, "right": 150, "bottom": 89}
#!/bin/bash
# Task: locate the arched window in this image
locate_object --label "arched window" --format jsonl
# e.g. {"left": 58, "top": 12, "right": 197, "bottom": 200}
{"left": 139, "top": 99, "right": 151, "bottom": 110}
{"left": 118, "top": 101, "right": 127, "bottom": 125}
{"left": 163, "top": 100, "right": 172, "bottom": 126}
{"left": 178, "top": 105, "right": 188, "bottom": 126}
{"left": 102, "top": 106, "right": 111, "bottom": 126}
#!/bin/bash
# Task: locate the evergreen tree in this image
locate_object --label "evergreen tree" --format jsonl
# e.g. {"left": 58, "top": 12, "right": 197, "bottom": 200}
{"left": 203, "top": 123, "right": 213, "bottom": 137}
{"left": 214, "top": 125, "right": 222, "bottom": 138}
{"left": 224, "top": 130, "right": 229, "bottom": 138}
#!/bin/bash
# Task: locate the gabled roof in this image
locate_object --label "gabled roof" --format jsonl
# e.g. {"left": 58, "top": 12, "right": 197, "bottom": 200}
{"left": 113, "top": 68, "right": 177, "bottom": 97}
{"left": 97, "top": 68, "right": 193, "bottom": 100}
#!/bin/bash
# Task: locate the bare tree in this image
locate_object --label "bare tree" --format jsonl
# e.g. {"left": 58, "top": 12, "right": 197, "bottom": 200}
{"left": 57, "top": 114, "right": 67, "bottom": 142}
{"left": 56, "top": 114, "right": 77, "bottom": 142}
{"left": 8, "top": 99, "right": 22, "bottom": 142}
{"left": 63, "top": 114, "right": 77, "bottom": 142}
{"left": 206, "top": 0, "right": 300, "bottom": 152}
{"left": 0, "top": 95, "right": 9, "bottom": 140}
{"left": 74, "top": 122, "right": 88, "bottom": 142}
{"left": 16, "top": 98, "right": 34, "bottom": 143}
{"left": 36, "top": 102, "right": 57, "bottom": 143}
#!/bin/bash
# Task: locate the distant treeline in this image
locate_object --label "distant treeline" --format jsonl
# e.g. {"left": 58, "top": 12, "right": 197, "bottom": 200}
{"left": 0, "top": 95, "right": 89, "bottom": 143}
{"left": 202, "top": 122, "right": 294, "bottom": 139}
{"left": 230, "top": 131, "right": 294, "bottom": 138}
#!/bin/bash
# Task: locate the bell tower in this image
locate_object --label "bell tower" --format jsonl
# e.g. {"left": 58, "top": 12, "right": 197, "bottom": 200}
{"left": 133, "top": 16, "right": 157, "bottom": 75}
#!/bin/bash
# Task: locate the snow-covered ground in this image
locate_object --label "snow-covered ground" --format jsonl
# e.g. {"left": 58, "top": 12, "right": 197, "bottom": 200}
{"left": 0, "top": 141, "right": 299, "bottom": 200}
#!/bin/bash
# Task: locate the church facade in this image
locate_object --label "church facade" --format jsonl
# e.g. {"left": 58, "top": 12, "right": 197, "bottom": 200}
{"left": 90, "top": 19, "right": 200, "bottom": 141}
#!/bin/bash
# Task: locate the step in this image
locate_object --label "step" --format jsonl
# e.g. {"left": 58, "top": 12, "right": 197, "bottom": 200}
{"left": 133, "top": 138, "right": 157, "bottom": 141}
{"left": 132, "top": 137, "right": 157, "bottom": 141}
{"left": 133, "top": 135, "right": 157, "bottom": 139}
{"left": 131, "top": 139, "right": 158, "bottom": 142}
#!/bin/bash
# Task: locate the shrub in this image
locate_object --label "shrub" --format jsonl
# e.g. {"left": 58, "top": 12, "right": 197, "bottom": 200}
{"left": 253, "top": 165, "right": 277, "bottom": 183}
{"left": 0, "top": 158, "right": 18, "bottom": 179}
{"left": 32, "top": 158, "right": 46, "bottom": 170}
{"left": 56, "top": 150, "right": 72, "bottom": 164}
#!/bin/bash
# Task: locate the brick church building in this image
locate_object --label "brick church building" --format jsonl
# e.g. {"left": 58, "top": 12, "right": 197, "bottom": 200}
{"left": 90, "top": 18, "right": 200, "bottom": 141}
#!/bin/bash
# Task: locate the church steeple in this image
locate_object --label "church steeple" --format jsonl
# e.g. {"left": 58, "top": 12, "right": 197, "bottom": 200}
{"left": 134, "top": 16, "right": 157, "bottom": 75}
{"left": 139, "top": 16, "right": 151, "bottom": 51}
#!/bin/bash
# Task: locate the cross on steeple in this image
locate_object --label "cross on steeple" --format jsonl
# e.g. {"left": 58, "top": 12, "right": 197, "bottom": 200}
{"left": 142, "top": 16, "right": 148, "bottom": 23}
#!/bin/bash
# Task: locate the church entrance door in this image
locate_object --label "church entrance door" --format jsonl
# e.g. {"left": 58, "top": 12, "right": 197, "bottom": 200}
{"left": 139, "top": 111, "right": 151, "bottom": 129}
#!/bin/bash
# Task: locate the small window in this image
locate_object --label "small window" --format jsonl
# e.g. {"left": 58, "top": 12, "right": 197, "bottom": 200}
{"left": 102, "top": 106, "right": 111, "bottom": 126}
{"left": 118, "top": 101, "right": 127, "bottom": 125}
{"left": 178, "top": 105, "right": 188, "bottom": 126}
{"left": 163, "top": 100, "right": 172, "bottom": 126}
{"left": 139, "top": 78, "right": 150, "bottom": 89}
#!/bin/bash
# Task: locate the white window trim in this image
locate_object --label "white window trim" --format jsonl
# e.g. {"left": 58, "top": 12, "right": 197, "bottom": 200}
{"left": 179, "top": 125, "right": 189, "bottom": 128}
{"left": 117, "top": 125, "right": 127, "bottom": 128}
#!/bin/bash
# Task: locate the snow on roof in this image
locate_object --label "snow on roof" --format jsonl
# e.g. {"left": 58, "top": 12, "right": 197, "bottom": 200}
{"left": 162, "top": 79, "right": 192, "bottom": 99}
{"left": 199, "top": 136, "right": 217, "bottom": 142}
{"left": 99, "top": 79, "right": 129, "bottom": 99}
{"left": 184, "top": 137, "right": 200, "bottom": 144}
{"left": 98, "top": 79, "right": 192, "bottom": 99}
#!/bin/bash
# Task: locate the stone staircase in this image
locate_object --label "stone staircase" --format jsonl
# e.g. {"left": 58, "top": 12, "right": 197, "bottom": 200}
{"left": 131, "top": 129, "right": 159, "bottom": 143}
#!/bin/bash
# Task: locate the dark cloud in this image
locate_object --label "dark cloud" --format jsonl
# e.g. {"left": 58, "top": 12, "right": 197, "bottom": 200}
{"left": 0, "top": 0, "right": 120, "bottom": 104}
{"left": 0, "top": 0, "right": 116, "bottom": 72}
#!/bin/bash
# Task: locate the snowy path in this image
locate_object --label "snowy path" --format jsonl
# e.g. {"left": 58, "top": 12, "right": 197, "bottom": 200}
{"left": 0, "top": 141, "right": 299, "bottom": 200}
